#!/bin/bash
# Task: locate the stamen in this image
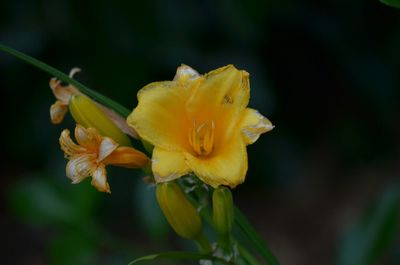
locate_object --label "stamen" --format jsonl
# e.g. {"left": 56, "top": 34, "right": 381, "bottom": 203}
{"left": 188, "top": 120, "right": 215, "bottom": 156}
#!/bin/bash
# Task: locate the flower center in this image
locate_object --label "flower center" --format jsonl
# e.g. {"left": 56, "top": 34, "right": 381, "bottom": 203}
{"left": 188, "top": 120, "right": 215, "bottom": 156}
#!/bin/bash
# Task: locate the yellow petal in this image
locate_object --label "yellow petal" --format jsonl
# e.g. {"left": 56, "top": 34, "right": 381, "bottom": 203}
{"left": 185, "top": 132, "right": 248, "bottom": 188}
{"left": 50, "top": 101, "right": 68, "bottom": 124}
{"left": 152, "top": 147, "right": 191, "bottom": 183}
{"left": 173, "top": 64, "right": 200, "bottom": 85}
{"left": 91, "top": 165, "right": 111, "bottom": 193}
{"left": 102, "top": 146, "right": 149, "bottom": 168}
{"left": 186, "top": 65, "right": 250, "bottom": 148}
{"left": 66, "top": 154, "right": 96, "bottom": 184}
{"left": 98, "top": 137, "right": 119, "bottom": 162}
{"left": 127, "top": 80, "right": 199, "bottom": 152}
{"left": 74, "top": 125, "right": 102, "bottom": 151}
{"left": 59, "top": 129, "right": 86, "bottom": 158}
{"left": 239, "top": 108, "right": 274, "bottom": 145}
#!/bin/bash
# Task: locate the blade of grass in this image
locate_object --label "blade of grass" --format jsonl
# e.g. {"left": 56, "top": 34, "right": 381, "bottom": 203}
{"left": 235, "top": 207, "right": 281, "bottom": 265}
{"left": 380, "top": 0, "right": 400, "bottom": 8}
{"left": 237, "top": 243, "right": 262, "bottom": 265}
{"left": 0, "top": 43, "right": 131, "bottom": 117}
{"left": 127, "top": 251, "right": 222, "bottom": 265}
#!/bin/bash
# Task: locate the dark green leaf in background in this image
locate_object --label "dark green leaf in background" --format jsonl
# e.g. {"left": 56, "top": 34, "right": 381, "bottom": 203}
{"left": 380, "top": 0, "right": 400, "bottom": 8}
{"left": 133, "top": 180, "right": 169, "bottom": 241}
{"left": 337, "top": 185, "right": 400, "bottom": 265}
{"left": 127, "top": 251, "right": 218, "bottom": 265}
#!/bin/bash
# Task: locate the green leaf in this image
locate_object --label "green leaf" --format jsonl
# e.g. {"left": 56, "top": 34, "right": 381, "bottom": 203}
{"left": 337, "top": 185, "right": 400, "bottom": 265}
{"left": 48, "top": 229, "right": 97, "bottom": 265}
{"left": 234, "top": 207, "right": 281, "bottom": 265}
{"left": 0, "top": 43, "right": 131, "bottom": 117}
{"left": 237, "top": 243, "right": 262, "bottom": 265}
{"left": 380, "top": 0, "right": 400, "bottom": 8}
{"left": 7, "top": 175, "right": 77, "bottom": 225}
{"left": 127, "top": 251, "right": 215, "bottom": 265}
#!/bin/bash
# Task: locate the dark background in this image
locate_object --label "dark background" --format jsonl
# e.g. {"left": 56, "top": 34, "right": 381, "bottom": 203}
{"left": 1, "top": 0, "right": 400, "bottom": 265}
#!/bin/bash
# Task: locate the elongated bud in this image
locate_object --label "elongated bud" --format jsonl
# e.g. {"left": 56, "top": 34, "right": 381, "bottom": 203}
{"left": 213, "top": 186, "right": 234, "bottom": 238}
{"left": 156, "top": 182, "right": 202, "bottom": 240}
{"left": 69, "top": 94, "right": 131, "bottom": 146}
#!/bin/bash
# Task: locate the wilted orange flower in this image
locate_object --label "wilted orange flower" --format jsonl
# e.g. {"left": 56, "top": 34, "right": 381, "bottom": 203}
{"left": 60, "top": 124, "right": 149, "bottom": 193}
{"left": 127, "top": 65, "right": 273, "bottom": 188}
{"left": 49, "top": 68, "right": 81, "bottom": 124}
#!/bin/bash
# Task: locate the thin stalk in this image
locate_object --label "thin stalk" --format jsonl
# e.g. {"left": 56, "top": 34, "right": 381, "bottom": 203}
{"left": 195, "top": 233, "right": 212, "bottom": 254}
{"left": 234, "top": 207, "right": 281, "bottom": 265}
{"left": 0, "top": 43, "right": 131, "bottom": 117}
{"left": 237, "top": 243, "right": 262, "bottom": 265}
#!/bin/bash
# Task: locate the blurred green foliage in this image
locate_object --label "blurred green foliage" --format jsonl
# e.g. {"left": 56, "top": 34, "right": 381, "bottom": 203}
{"left": 380, "top": 0, "right": 400, "bottom": 8}
{"left": 337, "top": 185, "right": 400, "bottom": 265}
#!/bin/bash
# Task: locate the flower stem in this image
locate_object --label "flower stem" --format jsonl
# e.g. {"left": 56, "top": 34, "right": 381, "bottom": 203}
{"left": 0, "top": 43, "right": 131, "bottom": 117}
{"left": 195, "top": 233, "right": 212, "bottom": 254}
{"left": 237, "top": 243, "right": 262, "bottom": 265}
{"left": 234, "top": 207, "right": 281, "bottom": 265}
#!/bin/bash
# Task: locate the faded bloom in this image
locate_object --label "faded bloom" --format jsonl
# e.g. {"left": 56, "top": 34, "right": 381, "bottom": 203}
{"left": 59, "top": 124, "right": 149, "bottom": 193}
{"left": 49, "top": 68, "right": 81, "bottom": 124}
{"left": 127, "top": 65, "right": 273, "bottom": 188}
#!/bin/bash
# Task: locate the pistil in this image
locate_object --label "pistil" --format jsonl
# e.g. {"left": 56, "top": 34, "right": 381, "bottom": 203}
{"left": 189, "top": 120, "right": 215, "bottom": 156}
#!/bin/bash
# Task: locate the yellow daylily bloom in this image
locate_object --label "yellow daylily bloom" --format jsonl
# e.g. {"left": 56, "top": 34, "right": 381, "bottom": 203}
{"left": 59, "top": 124, "right": 149, "bottom": 193}
{"left": 49, "top": 68, "right": 82, "bottom": 124}
{"left": 127, "top": 64, "right": 274, "bottom": 188}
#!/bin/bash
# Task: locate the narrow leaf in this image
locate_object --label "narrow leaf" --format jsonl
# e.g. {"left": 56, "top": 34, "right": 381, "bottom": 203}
{"left": 235, "top": 207, "right": 281, "bottom": 265}
{"left": 380, "top": 0, "right": 400, "bottom": 8}
{"left": 337, "top": 185, "right": 400, "bottom": 265}
{"left": 127, "top": 251, "right": 214, "bottom": 265}
{"left": 0, "top": 43, "right": 131, "bottom": 117}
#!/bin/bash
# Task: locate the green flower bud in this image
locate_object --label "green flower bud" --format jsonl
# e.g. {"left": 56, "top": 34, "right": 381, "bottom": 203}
{"left": 156, "top": 182, "right": 202, "bottom": 240}
{"left": 213, "top": 186, "right": 234, "bottom": 238}
{"left": 69, "top": 94, "right": 131, "bottom": 146}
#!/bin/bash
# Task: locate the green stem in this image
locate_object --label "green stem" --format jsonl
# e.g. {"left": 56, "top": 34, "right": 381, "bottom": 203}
{"left": 195, "top": 233, "right": 212, "bottom": 254}
{"left": 180, "top": 184, "right": 274, "bottom": 265}
{"left": 237, "top": 243, "right": 262, "bottom": 265}
{"left": 217, "top": 233, "right": 232, "bottom": 253}
{"left": 234, "top": 207, "right": 281, "bottom": 265}
{"left": 0, "top": 43, "right": 131, "bottom": 118}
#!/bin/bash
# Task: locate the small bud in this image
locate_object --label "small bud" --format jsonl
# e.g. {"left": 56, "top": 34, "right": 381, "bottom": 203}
{"left": 213, "top": 186, "right": 234, "bottom": 238}
{"left": 156, "top": 182, "right": 202, "bottom": 240}
{"left": 69, "top": 94, "right": 131, "bottom": 146}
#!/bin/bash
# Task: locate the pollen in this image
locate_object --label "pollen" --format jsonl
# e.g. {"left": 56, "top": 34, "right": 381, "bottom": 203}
{"left": 188, "top": 120, "right": 215, "bottom": 156}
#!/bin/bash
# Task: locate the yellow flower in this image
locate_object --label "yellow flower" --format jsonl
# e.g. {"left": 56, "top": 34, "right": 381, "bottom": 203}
{"left": 127, "top": 65, "right": 273, "bottom": 188}
{"left": 59, "top": 124, "right": 149, "bottom": 193}
{"left": 49, "top": 68, "right": 81, "bottom": 124}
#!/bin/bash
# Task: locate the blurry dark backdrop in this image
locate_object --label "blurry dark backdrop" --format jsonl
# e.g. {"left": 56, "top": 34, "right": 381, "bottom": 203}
{"left": 1, "top": 0, "right": 400, "bottom": 265}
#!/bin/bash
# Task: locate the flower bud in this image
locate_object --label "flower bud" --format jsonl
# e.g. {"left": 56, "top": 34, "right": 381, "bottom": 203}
{"left": 213, "top": 186, "right": 234, "bottom": 238}
{"left": 69, "top": 94, "right": 131, "bottom": 146}
{"left": 156, "top": 182, "right": 202, "bottom": 240}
